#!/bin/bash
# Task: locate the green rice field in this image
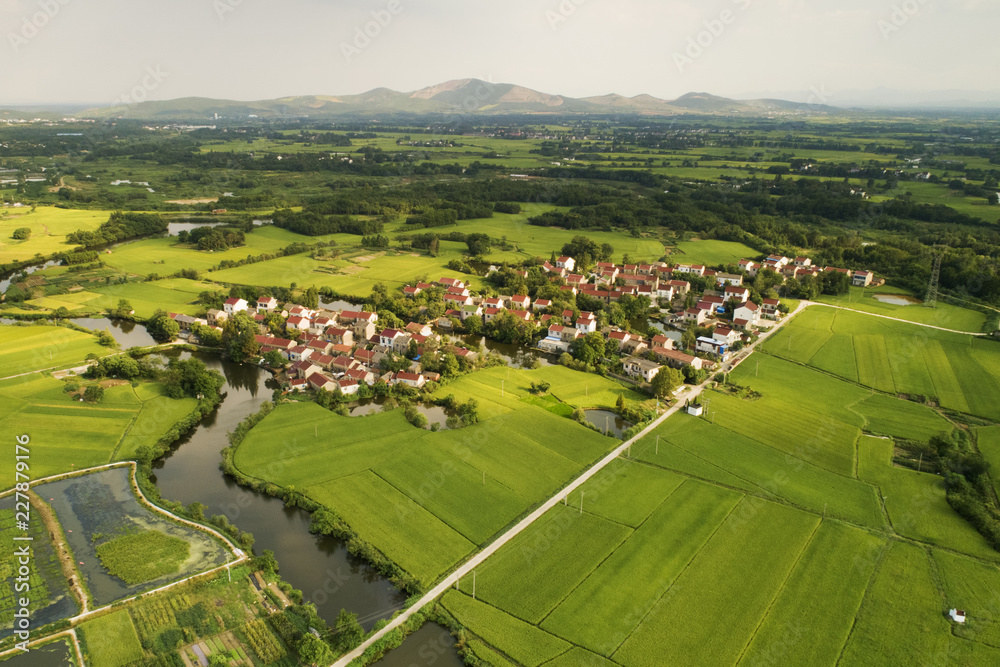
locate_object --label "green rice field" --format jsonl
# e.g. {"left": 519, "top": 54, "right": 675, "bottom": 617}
{"left": 0, "top": 375, "right": 198, "bottom": 487}
{"left": 233, "top": 366, "right": 637, "bottom": 586}
{"left": 0, "top": 325, "right": 105, "bottom": 376}
{"left": 763, "top": 306, "right": 1000, "bottom": 420}
{"left": 79, "top": 610, "right": 144, "bottom": 667}
{"left": 0, "top": 207, "right": 110, "bottom": 263}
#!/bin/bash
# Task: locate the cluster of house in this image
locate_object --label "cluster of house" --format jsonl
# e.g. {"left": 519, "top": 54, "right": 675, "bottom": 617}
{"left": 169, "top": 294, "right": 480, "bottom": 396}
{"left": 737, "top": 255, "right": 877, "bottom": 289}
{"left": 164, "top": 250, "right": 878, "bottom": 397}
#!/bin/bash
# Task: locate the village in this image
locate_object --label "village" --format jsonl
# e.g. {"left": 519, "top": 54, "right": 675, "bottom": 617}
{"left": 163, "top": 251, "right": 880, "bottom": 399}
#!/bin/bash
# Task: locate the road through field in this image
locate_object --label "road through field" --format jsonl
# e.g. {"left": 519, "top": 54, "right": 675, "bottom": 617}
{"left": 333, "top": 302, "right": 808, "bottom": 666}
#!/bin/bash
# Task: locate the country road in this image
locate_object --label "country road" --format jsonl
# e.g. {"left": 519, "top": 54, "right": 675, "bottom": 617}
{"left": 332, "top": 301, "right": 807, "bottom": 666}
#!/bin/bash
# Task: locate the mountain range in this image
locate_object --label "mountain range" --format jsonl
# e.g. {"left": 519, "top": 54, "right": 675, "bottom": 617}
{"left": 75, "top": 79, "right": 839, "bottom": 120}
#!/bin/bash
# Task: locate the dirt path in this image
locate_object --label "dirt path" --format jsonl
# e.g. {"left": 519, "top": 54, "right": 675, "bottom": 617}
{"left": 27, "top": 491, "right": 88, "bottom": 613}
{"left": 332, "top": 302, "right": 807, "bottom": 666}
{"left": 807, "top": 300, "right": 990, "bottom": 336}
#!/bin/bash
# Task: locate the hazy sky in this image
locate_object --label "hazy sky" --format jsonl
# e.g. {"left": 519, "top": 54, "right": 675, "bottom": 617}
{"left": 1, "top": 0, "right": 996, "bottom": 106}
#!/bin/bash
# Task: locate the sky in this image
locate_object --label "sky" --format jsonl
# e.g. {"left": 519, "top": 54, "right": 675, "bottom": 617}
{"left": 1, "top": 0, "right": 997, "bottom": 107}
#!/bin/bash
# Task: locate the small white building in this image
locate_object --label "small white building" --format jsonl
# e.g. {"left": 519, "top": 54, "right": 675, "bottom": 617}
{"left": 223, "top": 297, "right": 248, "bottom": 315}
{"left": 949, "top": 609, "right": 966, "bottom": 624}
{"left": 686, "top": 403, "right": 704, "bottom": 417}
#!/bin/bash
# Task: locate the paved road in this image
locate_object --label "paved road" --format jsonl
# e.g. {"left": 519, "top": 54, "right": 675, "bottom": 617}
{"left": 332, "top": 302, "right": 806, "bottom": 666}
{"left": 807, "top": 301, "right": 990, "bottom": 336}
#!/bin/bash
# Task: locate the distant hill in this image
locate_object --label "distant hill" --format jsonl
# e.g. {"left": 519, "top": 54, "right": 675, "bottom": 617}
{"left": 77, "top": 79, "right": 840, "bottom": 120}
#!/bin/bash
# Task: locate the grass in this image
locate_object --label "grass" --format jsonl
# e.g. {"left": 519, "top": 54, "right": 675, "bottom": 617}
{"left": 309, "top": 471, "right": 476, "bottom": 586}
{"left": 854, "top": 394, "right": 953, "bottom": 442}
{"left": 0, "top": 376, "right": 198, "bottom": 487}
{"left": 26, "top": 277, "right": 222, "bottom": 317}
{"left": 737, "top": 521, "right": 886, "bottom": 666}
{"left": 467, "top": 505, "right": 633, "bottom": 624}
{"left": 672, "top": 239, "right": 758, "bottom": 267}
{"left": 979, "top": 426, "right": 1000, "bottom": 498}
{"left": 100, "top": 225, "right": 319, "bottom": 276}
{"left": 764, "top": 306, "right": 1000, "bottom": 421}
{"left": 612, "top": 499, "right": 819, "bottom": 666}
{"left": 838, "top": 542, "right": 951, "bottom": 666}
{"left": 441, "top": 590, "right": 570, "bottom": 667}
{"left": 541, "top": 479, "right": 742, "bottom": 656}
{"left": 95, "top": 529, "right": 190, "bottom": 585}
{"left": 816, "top": 287, "right": 989, "bottom": 332}
{"left": 858, "top": 436, "right": 998, "bottom": 560}
{"left": 80, "top": 610, "right": 144, "bottom": 667}
{"left": 0, "top": 206, "right": 109, "bottom": 263}
{"left": 235, "top": 366, "right": 631, "bottom": 585}
{"left": 0, "top": 324, "right": 105, "bottom": 376}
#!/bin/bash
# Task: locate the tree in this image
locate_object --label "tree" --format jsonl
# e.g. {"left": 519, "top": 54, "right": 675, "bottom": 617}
{"left": 83, "top": 385, "right": 105, "bottom": 403}
{"left": 186, "top": 502, "right": 206, "bottom": 521}
{"left": 146, "top": 310, "right": 180, "bottom": 342}
{"left": 650, "top": 367, "right": 683, "bottom": 398}
{"left": 332, "top": 609, "right": 364, "bottom": 652}
{"left": 110, "top": 298, "right": 133, "bottom": 319}
{"left": 96, "top": 331, "right": 117, "bottom": 348}
{"left": 681, "top": 328, "right": 696, "bottom": 351}
{"left": 221, "top": 311, "right": 261, "bottom": 362}
{"left": 616, "top": 393, "right": 626, "bottom": 414}
{"left": 11, "top": 227, "right": 30, "bottom": 240}
{"left": 263, "top": 350, "right": 285, "bottom": 368}
{"left": 465, "top": 232, "right": 492, "bottom": 256}
{"left": 464, "top": 314, "right": 483, "bottom": 335}
{"left": 572, "top": 332, "right": 606, "bottom": 366}
{"left": 163, "top": 358, "right": 224, "bottom": 399}
{"left": 303, "top": 285, "right": 319, "bottom": 309}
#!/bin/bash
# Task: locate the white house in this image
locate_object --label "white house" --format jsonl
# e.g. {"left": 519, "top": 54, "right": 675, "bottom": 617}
{"left": 223, "top": 297, "right": 248, "bottom": 315}
{"left": 256, "top": 296, "right": 278, "bottom": 312}
{"left": 623, "top": 357, "right": 662, "bottom": 382}
{"left": 853, "top": 271, "right": 874, "bottom": 287}
{"left": 713, "top": 326, "right": 740, "bottom": 346}
{"left": 575, "top": 313, "right": 597, "bottom": 333}
{"left": 686, "top": 403, "right": 704, "bottom": 417}
{"left": 733, "top": 302, "right": 760, "bottom": 326}
{"left": 393, "top": 371, "right": 426, "bottom": 389}
{"left": 949, "top": 609, "right": 966, "bottom": 624}
{"left": 556, "top": 256, "right": 576, "bottom": 271}
{"left": 716, "top": 273, "right": 743, "bottom": 287}
{"left": 286, "top": 315, "right": 311, "bottom": 331}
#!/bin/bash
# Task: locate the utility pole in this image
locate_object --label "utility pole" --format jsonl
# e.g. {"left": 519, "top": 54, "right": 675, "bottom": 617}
{"left": 501, "top": 379, "right": 504, "bottom": 397}
{"left": 917, "top": 453, "right": 923, "bottom": 473}
{"left": 656, "top": 434, "right": 659, "bottom": 455}
{"left": 482, "top": 470, "right": 486, "bottom": 486}
{"left": 472, "top": 571, "right": 476, "bottom": 600}
{"left": 579, "top": 491, "right": 584, "bottom": 514}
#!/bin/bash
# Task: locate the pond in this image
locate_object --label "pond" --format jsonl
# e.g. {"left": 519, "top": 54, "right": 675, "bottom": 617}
{"left": 583, "top": 409, "right": 632, "bottom": 439}
{"left": 348, "top": 397, "right": 454, "bottom": 430}
{"left": 0, "top": 638, "right": 75, "bottom": 666}
{"left": 872, "top": 293, "right": 923, "bottom": 306}
{"left": 455, "top": 334, "right": 555, "bottom": 367}
{"left": 165, "top": 220, "right": 267, "bottom": 236}
{"left": 373, "top": 623, "right": 463, "bottom": 667}
{"left": 319, "top": 298, "right": 359, "bottom": 312}
{"left": 35, "top": 467, "right": 230, "bottom": 607}
{"left": 71, "top": 318, "right": 158, "bottom": 348}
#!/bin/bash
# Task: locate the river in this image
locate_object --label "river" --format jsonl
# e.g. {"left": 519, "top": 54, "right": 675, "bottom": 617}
{"left": 62, "top": 321, "right": 462, "bottom": 661}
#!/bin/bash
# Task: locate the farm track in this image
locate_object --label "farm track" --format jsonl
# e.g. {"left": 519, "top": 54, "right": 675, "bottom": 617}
{"left": 808, "top": 301, "right": 991, "bottom": 336}
{"left": 333, "top": 302, "right": 808, "bottom": 666}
